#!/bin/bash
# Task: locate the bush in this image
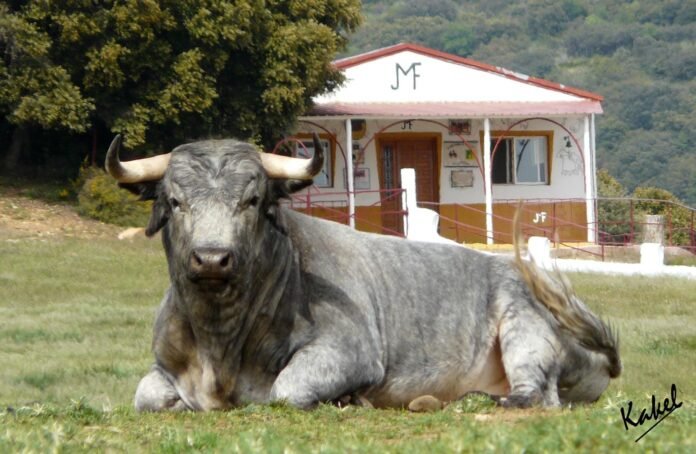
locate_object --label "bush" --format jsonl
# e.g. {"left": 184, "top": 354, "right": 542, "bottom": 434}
{"left": 76, "top": 166, "right": 152, "bottom": 227}
{"left": 596, "top": 169, "right": 633, "bottom": 244}
{"left": 633, "top": 186, "right": 693, "bottom": 246}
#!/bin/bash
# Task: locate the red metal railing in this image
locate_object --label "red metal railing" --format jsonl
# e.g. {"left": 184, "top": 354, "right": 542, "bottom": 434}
{"left": 281, "top": 186, "right": 407, "bottom": 237}
{"left": 283, "top": 190, "right": 696, "bottom": 259}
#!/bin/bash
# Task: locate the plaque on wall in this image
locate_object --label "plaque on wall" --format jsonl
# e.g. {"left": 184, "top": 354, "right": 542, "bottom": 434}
{"left": 443, "top": 142, "right": 478, "bottom": 167}
{"left": 448, "top": 119, "right": 471, "bottom": 135}
{"left": 451, "top": 169, "right": 474, "bottom": 188}
{"left": 344, "top": 167, "right": 371, "bottom": 190}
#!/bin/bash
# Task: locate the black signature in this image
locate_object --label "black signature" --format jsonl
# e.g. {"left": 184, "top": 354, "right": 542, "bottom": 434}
{"left": 620, "top": 383, "right": 683, "bottom": 442}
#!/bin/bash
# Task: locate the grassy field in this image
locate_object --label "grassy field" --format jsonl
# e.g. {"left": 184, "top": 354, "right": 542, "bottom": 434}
{"left": 1, "top": 232, "right": 695, "bottom": 452}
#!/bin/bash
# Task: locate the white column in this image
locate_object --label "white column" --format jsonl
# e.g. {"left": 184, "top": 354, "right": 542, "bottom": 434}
{"left": 583, "top": 115, "right": 595, "bottom": 243}
{"left": 483, "top": 118, "right": 493, "bottom": 245}
{"left": 345, "top": 119, "right": 355, "bottom": 229}
{"left": 591, "top": 113, "right": 598, "bottom": 243}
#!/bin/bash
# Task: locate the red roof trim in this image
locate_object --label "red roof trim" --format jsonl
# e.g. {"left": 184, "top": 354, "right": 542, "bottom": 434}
{"left": 334, "top": 43, "right": 603, "bottom": 102}
{"left": 307, "top": 101, "right": 603, "bottom": 117}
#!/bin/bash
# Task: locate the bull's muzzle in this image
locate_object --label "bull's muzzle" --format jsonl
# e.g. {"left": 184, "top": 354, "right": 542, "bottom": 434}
{"left": 188, "top": 247, "right": 234, "bottom": 282}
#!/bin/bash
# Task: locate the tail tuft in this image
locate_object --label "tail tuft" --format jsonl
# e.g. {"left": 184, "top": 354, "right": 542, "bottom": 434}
{"left": 511, "top": 204, "right": 621, "bottom": 377}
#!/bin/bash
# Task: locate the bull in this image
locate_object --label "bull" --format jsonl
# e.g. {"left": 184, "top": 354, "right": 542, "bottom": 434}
{"left": 105, "top": 134, "right": 620, "bottom": 412}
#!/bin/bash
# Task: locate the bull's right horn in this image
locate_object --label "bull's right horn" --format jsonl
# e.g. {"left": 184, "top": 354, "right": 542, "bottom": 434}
{"left": 105, "top": 135, "right": 171, "bottom": 183}
{"left": 259, "top": 133, "right": 324, "bottom": 180}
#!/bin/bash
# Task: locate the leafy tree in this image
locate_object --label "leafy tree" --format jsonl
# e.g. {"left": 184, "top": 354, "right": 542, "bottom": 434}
{"left": 632, "top": 186, "right": 693, "bottom": 246}
{"left": 347, "top": 15, "right": 450, "bottom": 54}
{"left": 1, "top": 0, "right": 361, "bottom": 169}
{"left": 0, "top": 3, "right": 94, "bottom": 168}
{"left": 525, "top": 0, "right": 586, "bottom": 38}
{"left": 596, "top": 169, "right": 632, "bottom": 244}
{"left": 441, "top": 24, "right": 476, "bottom": 57}
{"left": 395, "top": 0, "right": 457, "bottom": 20}
{"left": 598, "top": 168, "right": 627, "bottom": 198}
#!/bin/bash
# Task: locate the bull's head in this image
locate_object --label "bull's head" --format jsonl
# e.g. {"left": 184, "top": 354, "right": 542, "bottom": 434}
{"left": 106, "top": 134, "right": 323, "bottom": 294}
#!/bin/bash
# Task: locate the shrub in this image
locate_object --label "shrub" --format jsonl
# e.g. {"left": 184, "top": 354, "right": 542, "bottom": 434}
{"left": 633, "top": 186, "right": 693, "bottom": 246}
{"left": 76, "top": 166, "right": 151, "bottom": 227}
{"left": 596, "top": 169, "right": 633, "bottom": 243}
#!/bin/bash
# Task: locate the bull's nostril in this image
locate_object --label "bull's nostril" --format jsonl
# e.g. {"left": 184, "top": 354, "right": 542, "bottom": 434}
{"left": 189, "top": 248, "right": 234, "bottom": 280}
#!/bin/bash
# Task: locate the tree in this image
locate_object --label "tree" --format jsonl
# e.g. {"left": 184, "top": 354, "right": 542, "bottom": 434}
{"left": 1, "top": 0, "right": 361, "bottom": 166}
{"left": 596, "top": 169, "right": 632, "bottom": 244}
{"left": 632, "top": 186, "right": 693, "bottom": 246}
{"left": 0, "top": 3, "right": 94, "bottom": 168}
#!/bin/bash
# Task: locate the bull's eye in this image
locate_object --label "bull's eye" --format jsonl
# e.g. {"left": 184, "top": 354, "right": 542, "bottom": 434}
{"left": 248, "top": 195, "right": 259, "bottom": 207}
{"left": 170, "top": 197, "right": 181, "bottom": 211}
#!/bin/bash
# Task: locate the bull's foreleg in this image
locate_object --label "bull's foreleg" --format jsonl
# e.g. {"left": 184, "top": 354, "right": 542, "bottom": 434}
{"left": 134, "top": 365, "right": 189, "bottom": 412}
{"left": 269, "top": 341, "right": 384, "bottom": 409}
{"left": 497, "top": 313, "right": 561, "bottom": 408}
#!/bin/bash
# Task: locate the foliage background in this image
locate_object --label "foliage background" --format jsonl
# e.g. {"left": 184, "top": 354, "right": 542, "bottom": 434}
{"left": 348, "top": 0, "right": 696, "bottom": 205}
{"left": 1, "top": 0, "right": 694, "bottom": 207}
{"left": 0, "top": 0, "right": 361, "bottom": 172}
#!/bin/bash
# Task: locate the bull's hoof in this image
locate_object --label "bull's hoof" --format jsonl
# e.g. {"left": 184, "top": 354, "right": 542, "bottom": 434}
{"left": 495, "top": 392, "right": 542, "bottom": 409}
{"left": 408, "top": 395, "right": 444, "bottom": 412}
{"left": 332, "top": 393, "right": 374, "bottom": 409}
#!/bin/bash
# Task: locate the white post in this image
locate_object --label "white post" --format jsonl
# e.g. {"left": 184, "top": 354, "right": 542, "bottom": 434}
{"left": 483, "top": 118, "right": 493, "bottom": 245}
{"left": 345, "top": 118, "right": 355, "bottom": 229}
{"left": 401, "top": 168, "right": 417, "bottom": 235}
{"left": 583, "top": 115, "right": 595, "bottom": 243}
{"left": 590, "top": 113, "right": 598, "bottom": 243}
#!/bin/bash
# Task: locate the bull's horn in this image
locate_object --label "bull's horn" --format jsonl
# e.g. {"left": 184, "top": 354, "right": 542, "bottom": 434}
{"left": 259, "top": 133, "right": 324, "bottom": 180}
{"left": 105, "top": 134, "right": 171, "bottom": 183}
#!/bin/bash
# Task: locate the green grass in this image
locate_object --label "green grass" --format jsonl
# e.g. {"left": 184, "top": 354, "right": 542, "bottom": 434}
{"left": 1, "top": 234, "right": 695, "bottom": 452}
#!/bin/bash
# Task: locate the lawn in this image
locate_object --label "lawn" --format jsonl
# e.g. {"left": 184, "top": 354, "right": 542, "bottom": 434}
{"left": 1, "top": 233, "right": 695, "bottom": 452}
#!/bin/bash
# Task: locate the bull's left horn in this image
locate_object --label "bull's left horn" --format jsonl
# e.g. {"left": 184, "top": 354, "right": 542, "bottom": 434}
{"left": 259, "top": 133, "right": 324, "bottom": 180}
{"left": 105, "top": 135, "right": 171, "bottom": 183}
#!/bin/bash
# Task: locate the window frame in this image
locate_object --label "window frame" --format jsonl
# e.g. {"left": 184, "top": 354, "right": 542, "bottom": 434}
{"left": 482, "top": 130, "right": 554, "bottom": 186}
{"left": 292, "top": 134, "right": 335, "bottom": 188}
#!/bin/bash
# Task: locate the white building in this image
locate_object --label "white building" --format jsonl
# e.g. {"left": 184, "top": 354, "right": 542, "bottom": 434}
{"left": 290, "top": 43, "right": 601, "bottom": 244}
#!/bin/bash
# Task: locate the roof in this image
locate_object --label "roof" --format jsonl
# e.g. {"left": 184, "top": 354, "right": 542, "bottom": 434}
{"left": 306, "top": 43, "right": 602, "bottom": 118}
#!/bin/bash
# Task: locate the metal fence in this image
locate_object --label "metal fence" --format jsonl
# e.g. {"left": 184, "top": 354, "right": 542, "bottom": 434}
{"left": 283, "top": 190, "right": 696, "bottom": 259}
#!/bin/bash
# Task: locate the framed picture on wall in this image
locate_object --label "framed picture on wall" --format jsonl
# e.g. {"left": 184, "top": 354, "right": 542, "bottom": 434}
{"left": 344, "top": 167, "right": 370, "bottom": 190}
{"left": 451, "top": 169, "right": 474, "bottom": 188}
{"left": 443, "top": 142, "right": 478, "bottom": 167}
{"left": 448, "top": 119, "right": 471, "bottom": 135}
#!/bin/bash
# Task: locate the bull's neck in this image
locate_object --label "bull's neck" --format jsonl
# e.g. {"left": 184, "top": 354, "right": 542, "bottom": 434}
{"left": 174, "top": 229, "right": 300, "bottom": 378}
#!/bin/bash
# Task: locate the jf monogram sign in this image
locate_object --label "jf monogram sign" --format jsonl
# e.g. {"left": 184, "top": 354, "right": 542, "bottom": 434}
{"left": 391, "top": 62, "right": 421, "bottom": 90}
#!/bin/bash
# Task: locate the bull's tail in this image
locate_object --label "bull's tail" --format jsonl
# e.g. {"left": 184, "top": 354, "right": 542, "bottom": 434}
{"left": 511, "top": 207, "right": 621, "bottom": 378}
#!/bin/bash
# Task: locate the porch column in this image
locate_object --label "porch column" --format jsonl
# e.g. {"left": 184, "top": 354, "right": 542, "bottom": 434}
{"left": 583, "top": 115, "right": 595, "bottom": 243}
{"left": 345, "top": 118, "right": 356, "bottom": 229}
{"left": 483, "top": 118, "right": 493, "bottom": 245}
{"left": 591, "top": 113, "right": 598, "bottom": 243}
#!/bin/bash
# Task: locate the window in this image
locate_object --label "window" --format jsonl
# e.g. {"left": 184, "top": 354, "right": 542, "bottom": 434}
{"left": 491, "top": 136, "right": 548, "bottom": 184}
{"left": 294, "top": 138, "right": 332, "bottom": 187}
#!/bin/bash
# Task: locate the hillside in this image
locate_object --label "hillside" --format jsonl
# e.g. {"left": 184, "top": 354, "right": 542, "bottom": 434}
{"left": 345, "top": 0, "right": 696, "bottom": 205}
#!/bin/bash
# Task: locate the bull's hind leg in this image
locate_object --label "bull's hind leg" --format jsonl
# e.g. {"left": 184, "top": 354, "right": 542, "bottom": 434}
{"left": 497, "top": 305, "right": 561, "bottom": 408}
{"left": 134, "top": 366, "right": 188, "bottom": 412}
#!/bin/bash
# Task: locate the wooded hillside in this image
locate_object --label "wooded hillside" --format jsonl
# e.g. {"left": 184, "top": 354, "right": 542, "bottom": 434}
{"left": 347, "top": 0, "right": 696, "bottom": 205}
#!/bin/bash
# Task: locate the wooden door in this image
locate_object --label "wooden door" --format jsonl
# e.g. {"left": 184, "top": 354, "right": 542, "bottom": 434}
{"left": 380, "top": 138, "right": 438, "bottom": 235}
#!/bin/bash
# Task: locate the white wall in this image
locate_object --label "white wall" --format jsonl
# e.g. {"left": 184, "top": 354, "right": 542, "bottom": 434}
{"left": 315, "top": 51, "right": 583, "bottom": 104}
{"left": 295, "top": 116, "right": 588, "bottom": 206}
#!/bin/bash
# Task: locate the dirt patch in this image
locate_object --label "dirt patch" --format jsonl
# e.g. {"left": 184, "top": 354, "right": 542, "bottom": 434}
{"left": 0, "top": 190, "right": 127, "bottom": 240}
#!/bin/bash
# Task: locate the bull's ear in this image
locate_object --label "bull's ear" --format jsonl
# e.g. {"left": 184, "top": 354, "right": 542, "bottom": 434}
{"left": 119, "top": 181, "right": 159, "bottom": 201}
{"left": 145, "top": 192, "right": 169, "bottom": 237}
{"left": 270, "top": 178, "right": 313, "bottom": 200}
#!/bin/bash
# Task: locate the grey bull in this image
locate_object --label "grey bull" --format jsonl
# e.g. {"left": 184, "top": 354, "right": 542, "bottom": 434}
{"left": 105, "top": 134, "right": 621, "bottom": 412}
